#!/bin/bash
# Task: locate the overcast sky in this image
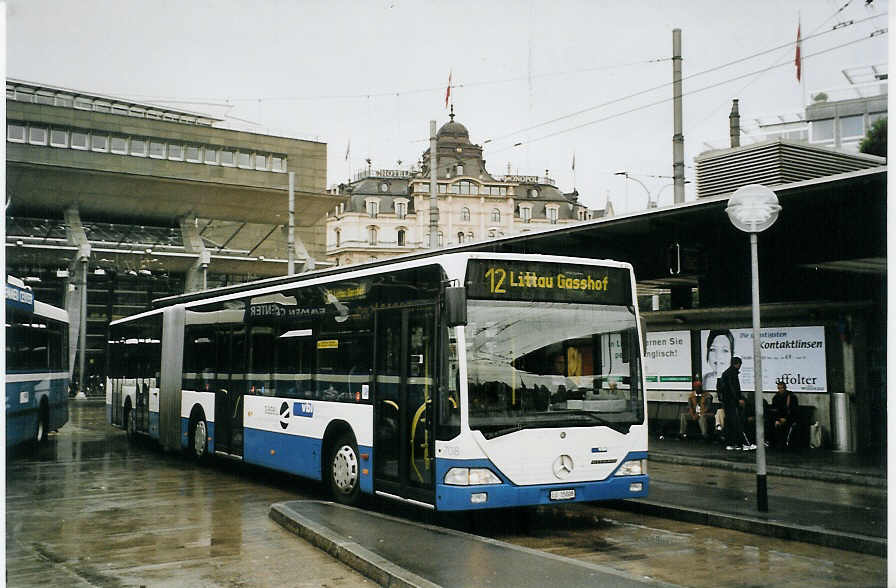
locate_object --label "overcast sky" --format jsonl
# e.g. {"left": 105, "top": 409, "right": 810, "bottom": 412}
{"left": 6, "top": 0, "right": 890, "bottom": 212}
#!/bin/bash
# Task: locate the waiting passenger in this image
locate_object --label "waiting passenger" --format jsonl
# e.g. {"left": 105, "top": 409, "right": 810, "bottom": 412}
{"left": 679, "top": 379, "right": 714, "bottom": 440}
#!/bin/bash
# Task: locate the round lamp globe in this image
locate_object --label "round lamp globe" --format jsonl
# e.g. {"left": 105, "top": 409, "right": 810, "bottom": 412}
{"left": 725, "top": 184, "right": 781, "bottom": 233}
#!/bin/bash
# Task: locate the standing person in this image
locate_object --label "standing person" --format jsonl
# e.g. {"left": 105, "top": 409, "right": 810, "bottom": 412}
{"left": 717, "top": 356, "right": 748, "bottom": 451}
{"left": 702, "top": 329, "right": 734, "bottom": 392}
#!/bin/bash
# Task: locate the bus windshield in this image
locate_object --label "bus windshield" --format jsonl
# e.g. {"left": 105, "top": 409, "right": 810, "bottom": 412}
{"left": 465, "top": 299, "right": 644, "bottom": 438}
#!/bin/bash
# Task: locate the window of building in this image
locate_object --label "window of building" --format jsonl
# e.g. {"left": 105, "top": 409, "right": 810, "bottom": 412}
{"left": 397, "top": 228, "right": 406, "bottom": 246}
{"left": 94, "top": 101, "right": 111, "bottom": 113}
{"left": 55, "top": 94, "right": 73, "bottom": 107}
{"left": 810, "top": 119, "right": 834, "bottom": 142}
{"left": 27, "top": 126, "right": 47, "bottom": 145}
{"left": 255, "top": 154, "right": 267, "bottom": 170}
{"left": 439, "top": 184, "right": 447, "bottom": 194}
{"left": 50, "top": 129, "right": 68, "bottom": 147}
{"left": 868, "top": 112, "right": 886, "bottom": 126}
{"left": 458, "top": 180, "right": 477, "bottom": 195}
{"left": 91, "top": 133, "right": 109, "bottom": 152}
{"left": 130, "top": 137, "right": 147, "bottom": 156}
{"left": 149, "top": 140, "right": 166, "bottom": 158}
{"left": 467, "top": 231, "right": 474, "bottom": 241}
{"left": 186, "top": 145, "right": 201, "bottom": 162}
{"left": 334, "top": 228, "right": 341, "bottom": 248}
{"left": 457, "top": 164, "right": 464, "bottom": 176}
{"left": 449, "top": 183, "right": 460, "bottom": 194}
{"left": 488, "top": 229, "right": 496, "bottom": 238}
{"left": 111, "top": 136, "right": 128, "bottom": 154}
{"left": 457, "top": 232, "right": 464, "bottom": 243}
{"left": 547, "top": 207, "right": 558, "bottom": 224}
{"left": 238, "top": 152, "right": 252, "bottom": 168}
{"left": 35, "top": 92, "right": 54, "bottom": 105}
{"left": 438, "top": 232, "right": 444, "bottom": 247}
{"left": 366, "top": 200, "right": 379, "bottom": 218}
{"left": 395, "top": 201, "right": 407, "bottom": 219}
{"left": 130, "top": 106, "right": 146, "bottom": 118}
{"left": 205, "top": 147, "right": 218, "bottom": 164}
{"left": 162, "top": 113, "right": 179, "bottom": 122}
{"left": 839, "top": 115, "right": 864, "bottom": 139}
{"left": 271, "top": 156, "right": 284, "bottom": 172}
{"left": 112, "top": 104, "right": 129, "bottom": 116}
{"left": 6, "top": 86, "right": 14, "bottom": 100}
{"left": 15, "top": 88, "right": 34, "bottom": 103}
{"left": 7, "top": 123, "right": 25, "bottom": 142}
{"left": 520, "top": 206, "right": 532, "bottom": 223}
{"left": 71, "top": 131, "right": 89, "bottom": 150}
{"left": 368, "top": 226, "right": 378, "bottom": 246}
{"left": 168, "top": 144, "right": 184, "bottom": 160}
{"left": 74, "top": 97, "right": 92, "bottom": 110}
{"left": 220, "top": 149, "right": 235, "bottom": 166}
{"left": 461, "top": 207, "right": 470, "bottom": 221}
{"left": 146, "top": 110, "right": 163, "bottom": 120}
{"left": 491, "top": 209, "right": 501, "bottom": 223}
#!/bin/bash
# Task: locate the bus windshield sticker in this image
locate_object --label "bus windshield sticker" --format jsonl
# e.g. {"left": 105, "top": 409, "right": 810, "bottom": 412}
{"left": 465, "top": 260, "right": 631, "bottom": 305}
{"left": 317, "top": 339, "right": 339, "bottom": 349}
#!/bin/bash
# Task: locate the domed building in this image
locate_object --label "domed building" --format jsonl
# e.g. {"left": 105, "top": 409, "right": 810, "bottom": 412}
{"left": 325, "top": 110, "right": 596, "bottom": 266}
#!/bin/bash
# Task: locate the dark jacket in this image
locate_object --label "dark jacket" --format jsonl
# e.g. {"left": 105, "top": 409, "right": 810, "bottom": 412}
{"left": 717, "top": 365, "right": 742, "bottom": 406}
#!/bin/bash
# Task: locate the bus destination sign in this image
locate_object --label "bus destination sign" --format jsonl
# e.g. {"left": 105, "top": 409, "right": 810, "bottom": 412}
{"left": 465, "top": 260, "right": 631, "bottom": 305}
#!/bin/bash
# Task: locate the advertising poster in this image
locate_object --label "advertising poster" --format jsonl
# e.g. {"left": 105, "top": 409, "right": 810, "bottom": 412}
{"left": 700, "top": 326, "right": 827, "bottom": 393}
{"left": 644, "top": 330, "right": 692, "bottom": 390}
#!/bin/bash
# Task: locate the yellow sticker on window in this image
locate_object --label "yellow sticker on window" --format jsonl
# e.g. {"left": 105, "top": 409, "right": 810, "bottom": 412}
{"left": 317, "top": 339, "right": 339, "bottom": 349}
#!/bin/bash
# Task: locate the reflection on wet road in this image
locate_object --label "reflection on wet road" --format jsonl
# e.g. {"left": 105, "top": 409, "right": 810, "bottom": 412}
{"left": 7, "top": 403, "right": 886, "bottom": 587}
{"left": 6, "top": 402, "right": 372, "bottom": 587}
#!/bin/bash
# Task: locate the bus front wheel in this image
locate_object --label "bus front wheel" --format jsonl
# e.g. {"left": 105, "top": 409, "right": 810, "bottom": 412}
{"left": 327, "top": 433, "right": 361, "bottom": 505}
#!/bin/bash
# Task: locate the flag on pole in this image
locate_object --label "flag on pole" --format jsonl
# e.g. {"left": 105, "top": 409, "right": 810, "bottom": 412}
{"left": 445, "top": 70, "right": 452, "bottom": 109}
{"left": 795, "top": 21, "right": 802, "bottom": 82}
{"left": 344, "top": 138, "right": 351, "bottom": 161}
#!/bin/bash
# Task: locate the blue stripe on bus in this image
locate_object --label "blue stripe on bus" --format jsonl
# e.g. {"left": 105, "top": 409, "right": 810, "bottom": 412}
{"left": 6, "top": 377, "right": 69, "bottom": 447}
{"left": 434, "top": 452, "right": 648, "bottom": 511}
{"left": 242, "top": 428, "right": 374, "bottom": 494}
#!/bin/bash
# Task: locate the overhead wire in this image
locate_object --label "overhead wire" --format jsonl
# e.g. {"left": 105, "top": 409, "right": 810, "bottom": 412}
{"left": 481, "top": 11, "right": 885, "bottom": 147}
{"left": 487, "top": 29, "right": 887, "bottom": 154}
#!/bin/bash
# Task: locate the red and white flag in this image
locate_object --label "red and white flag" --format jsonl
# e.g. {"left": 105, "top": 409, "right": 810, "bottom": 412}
{"left": 795, "top": 21, "right": 802, "bottom": 82}
{"left": 445, "top": 70, "right": 452, "bottom": 109}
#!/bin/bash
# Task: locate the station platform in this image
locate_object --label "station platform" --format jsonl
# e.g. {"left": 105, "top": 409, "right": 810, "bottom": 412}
{"left": 270, "top": 500, "right": 674, "bottom": 588}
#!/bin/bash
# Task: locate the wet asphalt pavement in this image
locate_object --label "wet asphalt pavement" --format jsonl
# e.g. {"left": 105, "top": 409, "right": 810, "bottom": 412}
{"left": 6, "top": 402, "right": 888, "bottom": 587}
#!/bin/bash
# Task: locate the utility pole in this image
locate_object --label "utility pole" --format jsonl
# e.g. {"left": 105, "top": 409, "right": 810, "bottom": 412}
{"left": 429, "top": 120, "right": 439, "bottom": 248}
{"left": 287, "top": 171, "right": 295, "bottom": 275}
{"left": 672, "top": 28, "right": 685, "bottom": 204}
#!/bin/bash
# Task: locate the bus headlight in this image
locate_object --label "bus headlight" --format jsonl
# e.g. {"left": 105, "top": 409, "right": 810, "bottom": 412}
{"left": 444, "top": 467, "right": 502, "bottom": 486}
{"left": 615, "top": 459, "right": 647, "bottom": 476}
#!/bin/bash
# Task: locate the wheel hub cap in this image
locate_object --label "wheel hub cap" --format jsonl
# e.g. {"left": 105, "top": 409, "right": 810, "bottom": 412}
{"left": 332, "top": 446, "right": 358, "bottom": 492}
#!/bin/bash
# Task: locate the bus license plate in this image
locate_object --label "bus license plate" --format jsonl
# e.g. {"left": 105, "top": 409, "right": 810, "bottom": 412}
{"left": 550, "top": 489, "right": 576, "bottom": 501}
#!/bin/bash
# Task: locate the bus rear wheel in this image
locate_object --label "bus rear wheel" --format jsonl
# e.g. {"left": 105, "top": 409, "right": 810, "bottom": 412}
{"left": 35, "top": 403, "right": 49, "bottom": 444}
{"left": 327, "top": 434, "right": 361, "bottom": 506}
{"left": 190, "top": 418, "right": 208, "bottom": 462}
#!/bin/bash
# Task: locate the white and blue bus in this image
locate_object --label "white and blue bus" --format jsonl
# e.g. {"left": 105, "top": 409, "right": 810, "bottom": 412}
{"left": 6, "top": 276, "right": 70, "bottom": 448}
{"left": 107, "top": 252, "right": 647, "bottom": 510}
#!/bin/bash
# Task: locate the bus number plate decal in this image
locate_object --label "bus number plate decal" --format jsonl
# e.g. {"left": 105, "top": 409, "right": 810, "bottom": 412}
{"left": 550, "top": 489, "right": 576, "bottom": 501}
{"left": 294, "top": 401, "right": 314, "bottom": 418}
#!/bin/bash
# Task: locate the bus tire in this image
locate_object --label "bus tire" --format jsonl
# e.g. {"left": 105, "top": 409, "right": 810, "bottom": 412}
{"left": 327, "top": 433, "right": 361, "bottom": 506}
{"left": 125, "top": 401, "right": 136, "bottom": 442}
{"left": 35, "top": 400, "right": 49, "bottom": 444}
{"left": 189, "top": 416, "right": 209, "bottom": 462}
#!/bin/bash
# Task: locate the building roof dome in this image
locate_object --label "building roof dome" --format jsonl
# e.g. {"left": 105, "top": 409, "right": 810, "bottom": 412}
{"left": 436, "top": 109, "right": 469, "bottom": 140}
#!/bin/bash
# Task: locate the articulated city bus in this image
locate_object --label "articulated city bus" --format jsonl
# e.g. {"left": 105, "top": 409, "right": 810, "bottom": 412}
{"left": 6, "top": 276, "right": 70, "bottom": 448}
{"left": 107, "top": 252, "right": 648, "bottom": 510}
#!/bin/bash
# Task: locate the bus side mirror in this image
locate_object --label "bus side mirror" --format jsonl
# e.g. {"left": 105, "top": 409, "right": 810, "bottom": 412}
{"left": 445, "top": 286, "right": 467, "bottom": 327}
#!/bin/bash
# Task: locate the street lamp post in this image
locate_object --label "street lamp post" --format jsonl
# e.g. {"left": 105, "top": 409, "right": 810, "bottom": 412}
{"left": 725, "top": 184, "right": 781, "bottom": 513}
{"left": 614, "top": 170, "right": 652, "bottom": 210}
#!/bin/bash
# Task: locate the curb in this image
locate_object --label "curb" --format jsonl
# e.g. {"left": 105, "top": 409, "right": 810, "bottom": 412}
{"left": 270, "top": 503, "right": 439, "bottom": 588}
{"left": 648, "top": 451, "right": 887, "bottom": 489}
{"left": 604, "top": 499, "right": 886, "bottom": 557}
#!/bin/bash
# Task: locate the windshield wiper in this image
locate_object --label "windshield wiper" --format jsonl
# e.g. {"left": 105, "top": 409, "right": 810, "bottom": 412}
{"left": 560, "top": 410, "right": 633, "bottom": 434}
{"left": 481, "top": 423, "right": 527, "bottom": 439}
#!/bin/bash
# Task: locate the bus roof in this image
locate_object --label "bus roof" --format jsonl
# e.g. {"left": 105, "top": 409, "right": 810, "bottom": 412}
{"left": 150, "top": 249, "right": 632, "bottom": 311}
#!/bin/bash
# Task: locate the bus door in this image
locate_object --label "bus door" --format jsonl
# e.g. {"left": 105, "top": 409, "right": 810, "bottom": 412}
{"left": 213, "top": 326, "right": 245, "bottom": 457}
{"left": 373, "top": 304, "right": 437, "bottom": 505}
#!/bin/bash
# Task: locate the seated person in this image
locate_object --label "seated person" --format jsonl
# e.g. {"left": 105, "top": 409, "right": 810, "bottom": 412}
{"left": 767, "top": 382, "right": 799, "bottom": 448}
{"left": 679, "top": 379, "right": 715, "bottom": 440}
{"left": 738, "top": 395, "right": 757, "bottom": 449}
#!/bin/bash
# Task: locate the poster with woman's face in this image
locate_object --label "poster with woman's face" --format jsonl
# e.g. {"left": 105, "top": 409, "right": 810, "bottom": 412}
{"left": 700, "top": 330, "right": 733, "bottom": 391}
